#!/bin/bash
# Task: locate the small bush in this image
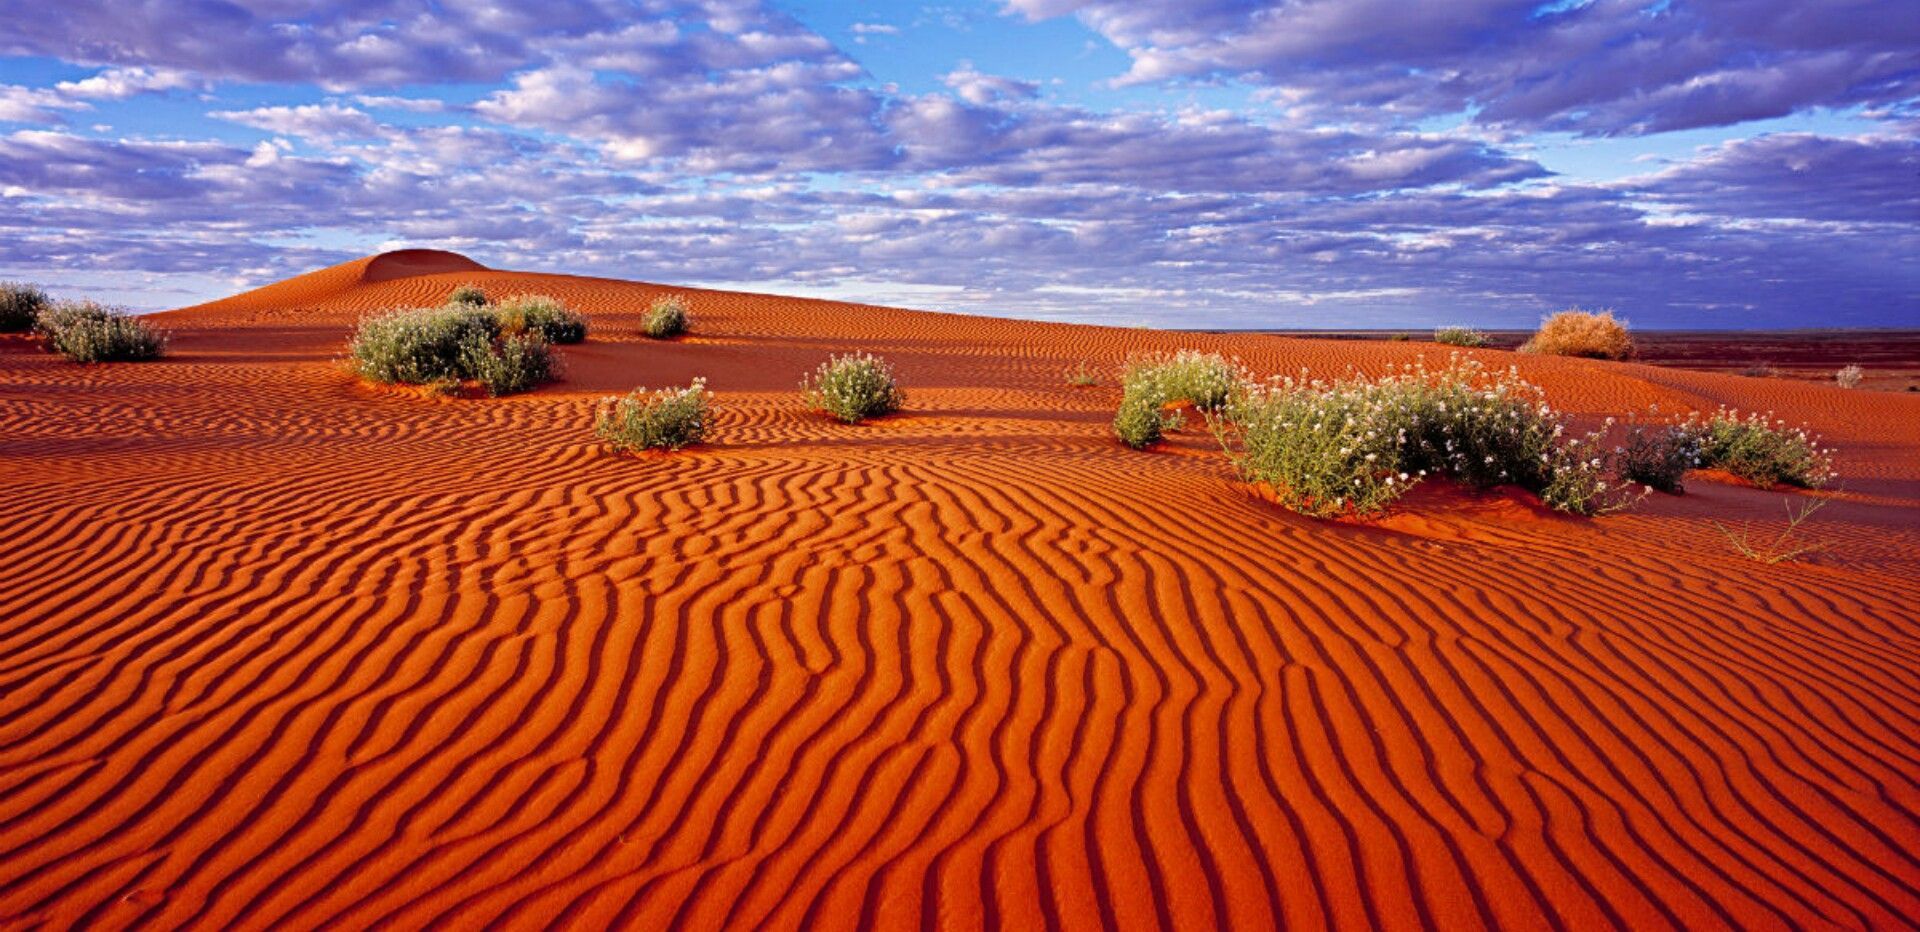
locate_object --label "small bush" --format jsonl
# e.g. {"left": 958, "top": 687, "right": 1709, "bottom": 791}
{"left": 1741, "top": 362, "right": 1778, "bottom": 379}
{"left": 1387, "top": 333, "right": 1412, "bottom": 342}
{"left": 597, "top": 379, "right": 710, "bottom": 452}
{"left": 448, "top": 283, "right": 489, "bottom": 307}
{"left": 495, "top": 294, "right": 587, "bottom": 344}
{"left": 1215, "top": 358, "right": 1641, "bottom": 517}
{"left": 1067, "top": 361, "right": 1099, "bottom": 387}
{"left": 0, "top": 281, "right": 48, "bottom": 332}
{"left": 463, "top": 329, "right": 553, "bottom": 397}
{"left": 36, "top": 301, "right": 166, "bottom": 362}
{"left": 1697, "top": 409, "right": 1835, "bottom": 488}
{"left": 350, "top": 305, "right": 498, "bottom": 384}
{"left": 1433, "top": 326, "right": 1489, "bottom": 348}
{"left": 1520, "top": 309, "right": 1633, "bottom": 360}
{"left": 1617, "top": 421, "right": 1702, "bottom": 494}
{"left": 1112, "top": 350, "right": 1244, "bottom": 449}
{"left": 643, "top": 295, "right": 689, "bottom": 339}
{"left": 1835, "top": 365, "right": 1864, "bottom": 389}
{"left": 801, "top": 352, "right": 903, "bottom": 423}
{"left": 348, "top": 304, "right": 556, "bottom": 395}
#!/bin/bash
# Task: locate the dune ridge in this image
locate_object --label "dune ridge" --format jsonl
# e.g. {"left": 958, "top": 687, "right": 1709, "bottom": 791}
{"left": 3, "top": 252, "right": 1919, "bottom": 930}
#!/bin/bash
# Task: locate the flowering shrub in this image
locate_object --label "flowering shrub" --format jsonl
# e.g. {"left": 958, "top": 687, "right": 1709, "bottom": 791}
{"left": 597, "top": 379, "right": 709, "bottom": 451}
{"left": 463, "top": 330, "right": 553, "bottom": 396}
{"left": 348, "top": 304, "right": 557, "bottom": 395}
{"left": 1835, "top": 365, "right": 1864, "bottom": 389}
{"left": 1433, "top": 326, "right": 1489, "bottom": 348}
{"left": 36, "top": 301, "right": 166, "bottom": 362}
{"left": 1112, "top": 350, "right": 1245, "bottom": 448}
{"left": 1697, "top": 409, "right": 1835, "bottom": 488}
{"left": 643, "top": 295, "right": 690, "bottom": 338}
{"left": 802, "top": 352, "right": 902, "bottom": 423}
{"left": 1214, "top": 357, "right": 1643, "bottom": 517}
{"left": 1520, "top": 309, "right": 1633, "bottom": 360}
{"left": 0, "top": 281, "right": 47, "bottom": 331}
{"left": 494, "top": 294, "right": 587, "bottom": 344}
{"left": 448, "top": 283, "right": 488, "bottom": 306}
{"left": 1616, "top": 420, "right": 1702, "bottom": 494}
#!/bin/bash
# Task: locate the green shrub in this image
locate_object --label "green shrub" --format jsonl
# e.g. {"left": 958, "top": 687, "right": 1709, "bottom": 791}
{"left": 1112, "top": 350, "right": 1244, "bottom": 449}
{"left": 596, "top": 379, "right": 710, "bottom": 451}
{"left": 643, "top": 295, "right": 689, "bottom": 339}
{"left": 35, "top": 301, "right": 166, "bottom": 362}
{"left": 348, "top": 304, "right": 556, "bottom": 395}
{"left": 1616, "top": 421, "right": 1702, "bottom": 494}
{"left": 463, "top": 329, "right": 553, "bottom": 396}
{"left": 448, "top": 283, "right": 489, "bottom": 307}
{"left": 0, "top": 281, "right": 48, "bottom": 332}
{"left": 349, "top": 305, "right": 499, "bottom": 384}
{"left": 1215, "top": 358, "right": 1640, "bottom": 517}
{"left": 801, "top": 352, "right": 903, "bottom": 423}
{"left": 495, "top": 294, "right": 587, "bottom": 344}
{"left": 1433, "top": 326, "right": 1489, "bottom": 348}
{"left": 1697, "top": 409, "right": 1835, "bottom": 488}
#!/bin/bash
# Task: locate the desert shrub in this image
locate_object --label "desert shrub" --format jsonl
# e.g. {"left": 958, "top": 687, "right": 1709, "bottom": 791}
{"left": 1067, "top": 361, "right": 1099, "bottom": 387}
{"left": 448, "top": 283, "right": 489, "bottom": 307}
{"left": 36, "top": 301, "right": 166, "bottom": 362}
{"left": 348, "top": 304, "right": 559, "bottom": 395}
{"left": 1519, "top": 309, "right": 1633, "bottom": 360}
{"left": 643, "top": 295, "right": 689, "bottom": 339}
{"left": 1215, "top": 358, "right": 1641, "bottom": 517}
{"left": 495, "top": 294, "right": 587, "bottom": 344}
{"left": 1697, "top": 409, "right": 1835, "bottom": 488}
{"left": 1112, "top": 350, "right": 1246, "bottom": 448}
{"left": 1617, "top": 421, "right": 1702, "bottom": 494}
{"left": 1741, "top": 362, "right": 1778, "bottom": 379}
{"left": 349, "top": 305, "right": 499, "bottom": 384}
{"left": 0, "top": 281, "right": 47, "bottom": 332}
{"left": 1835, "top": 364, "right": 1864, "bottom": 389}
{"left": 1387, "top": 333, "right": 1411, "bottom": 342}
{"left": 596, "top": 379, "right": 710, "bottom": 451}
{"left": 463, "top": 329, "right": 553, "bottom": 396}
{"left": 1433, "top": 326, "right": 1489, "bottom": 348}
{"left": 801, "top": 352, "right": 903, "bottom": 423}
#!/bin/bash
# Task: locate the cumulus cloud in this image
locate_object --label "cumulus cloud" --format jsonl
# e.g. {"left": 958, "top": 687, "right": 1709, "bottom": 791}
{"left": 0, "top": 0, "right": 1914, "bottom": 326}
{"left": 1010, "top": 0, "right": 1920, "bottom": 135}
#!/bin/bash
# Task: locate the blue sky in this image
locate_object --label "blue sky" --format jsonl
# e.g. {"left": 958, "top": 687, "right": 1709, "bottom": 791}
{"left": 0, "top": 0, "right": 1914, "bottom": 327}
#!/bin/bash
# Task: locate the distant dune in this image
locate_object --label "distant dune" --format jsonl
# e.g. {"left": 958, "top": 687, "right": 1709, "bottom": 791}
{"left": 4, "top": 251, "right": 1919, "bottom": 930}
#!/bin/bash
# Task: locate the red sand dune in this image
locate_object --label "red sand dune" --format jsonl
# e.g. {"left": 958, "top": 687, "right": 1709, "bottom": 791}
{"left": 3, "top": 251, "right": 1919, "bottom": 930}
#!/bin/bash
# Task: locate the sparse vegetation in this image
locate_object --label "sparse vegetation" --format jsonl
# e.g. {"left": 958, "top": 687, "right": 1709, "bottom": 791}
{"left": 1212, "top": 357, "right": 1642, "bottom": 517}
{"left": 1519, "top": 309, "right": 1633, "bottom": 360}
{"left": 1067, "top": 361, "right": 1100, "bottom": 387}
{"left": 801, "top": 352, "right": 903, "bottom": 423}
{"left": 1616, "top": 420, "right": 1702, "bottom": 494}
{"left": 1696, "top": 408, "right": 1835, "bottom": 488}
{"left": 35, "top": 301, "right": 167, "bottom": 362}
{"left": 0, "top": 281, "right": 47, "bottom": 332}
{"left": 1835, "top": 364, "right": 1864, "bottom": 389}
{"left": 1433, "top": 326, "right": 1489, "bottom": 348}
{"left": 597, "top": 379, "right": 710, "bottom": 451}
{"left": 1112, "top": 350, "right": 1244, "bottom": 449}
{"left": 448, "top": 283, "right": 489, "bottom": 307}
{"left": 347, "top": 304, "right": 556, "bottom": 395}
{"left": 1741, "top": 362, "right": 1778, "bottom": 379}
{"left": 1714, "top": 497, "right": 1829, "bottom": 564}
{"left": 643, "top": 295, "right": 690, "bottom": 339}
{"left": 494, "top": 294, "right": 587, "bottom": 344}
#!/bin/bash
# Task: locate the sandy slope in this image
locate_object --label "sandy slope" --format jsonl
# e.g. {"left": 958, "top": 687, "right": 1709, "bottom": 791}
{"left": 3, "top": 251, "right": 1919, "bottom": 931}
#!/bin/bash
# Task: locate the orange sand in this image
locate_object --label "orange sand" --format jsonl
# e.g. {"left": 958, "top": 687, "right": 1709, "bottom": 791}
{"left": 3, "top": 251, "right": 1919, "bottom": 930}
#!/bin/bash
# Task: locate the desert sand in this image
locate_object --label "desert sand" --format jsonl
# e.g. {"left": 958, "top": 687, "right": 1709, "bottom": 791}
{"left": 3, "top": 250, "right": 1919, "bottom": 930}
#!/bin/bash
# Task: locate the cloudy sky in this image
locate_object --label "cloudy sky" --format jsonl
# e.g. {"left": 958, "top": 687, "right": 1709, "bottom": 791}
{"left": 1, "top": 0, "right": 1915, "bottom": 327}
